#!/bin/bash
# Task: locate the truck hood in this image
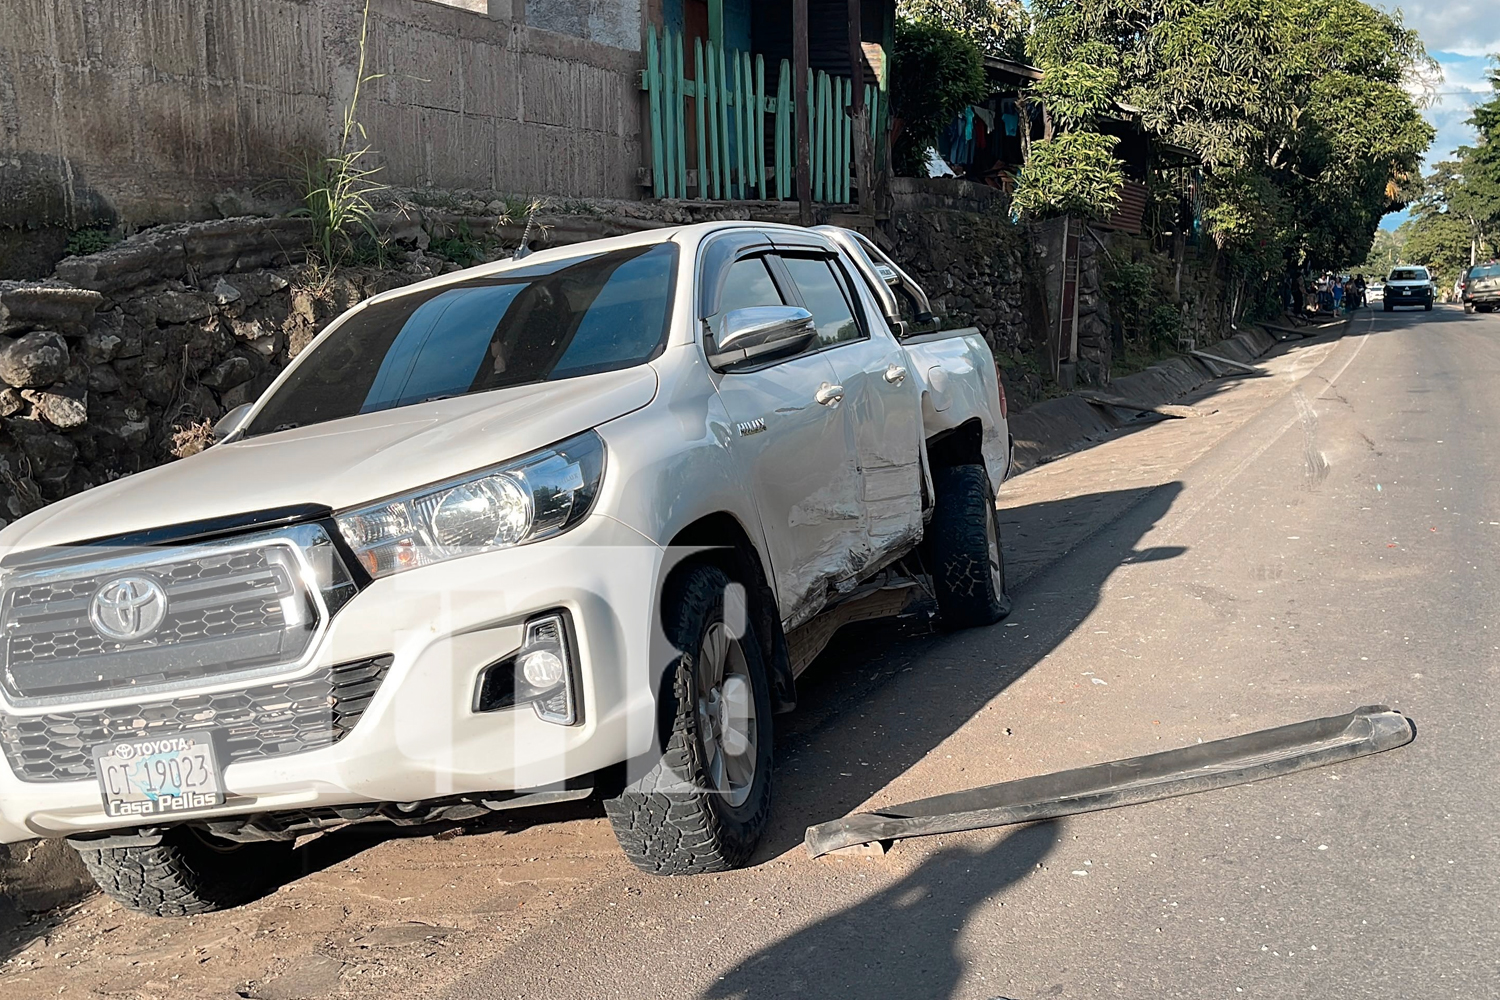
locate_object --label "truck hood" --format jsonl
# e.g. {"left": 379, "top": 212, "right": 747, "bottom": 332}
{"left": 1, "top": 367, "right": 659, "bottom": 554}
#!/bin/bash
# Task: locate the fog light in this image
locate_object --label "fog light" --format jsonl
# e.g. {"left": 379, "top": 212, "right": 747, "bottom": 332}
{"left": 472, "top": 611, "right": 579, "bottom": 725}
{"left": 520, "top": 649, "right": 565, "bottom": 689}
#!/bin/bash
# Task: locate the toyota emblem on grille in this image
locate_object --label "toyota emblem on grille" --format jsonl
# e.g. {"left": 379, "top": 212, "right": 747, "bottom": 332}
{"left": 89, "top": 575, "right": 168, "bottom": 642}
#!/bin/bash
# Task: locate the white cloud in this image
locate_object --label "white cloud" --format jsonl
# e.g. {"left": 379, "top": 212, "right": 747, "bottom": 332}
{"left": 1422, "top": 51, "right": 1493, "bottom": 161}
{"left": 1380, "top": 2, "right": 1500, "bottom": 57}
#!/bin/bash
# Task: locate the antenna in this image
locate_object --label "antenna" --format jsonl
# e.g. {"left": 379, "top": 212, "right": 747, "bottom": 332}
{"left": 513, "top": 198, "right": 544, "bottom": 260}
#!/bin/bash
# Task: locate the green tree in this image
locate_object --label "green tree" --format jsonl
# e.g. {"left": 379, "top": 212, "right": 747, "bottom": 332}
{"left": 1027, "top": 0, "right": 1434, "bottom": 277}
{"left": 1012, "top": 40, "right": 1125, "bottom": 219}
{"left": 889, "top": 19, "right": 989, "bottom": 176}
{"left": 1355, "top": 226, "right": 1403, "bottom": 276}
{"left": 1447, "top": 61, "right": 1500, "bottom": 260}
{"left": 1013, "top": 132, "right": 1125, "bottom": 218}
{"left": 897, "top": 0, "right": 1029, "bottom": 59}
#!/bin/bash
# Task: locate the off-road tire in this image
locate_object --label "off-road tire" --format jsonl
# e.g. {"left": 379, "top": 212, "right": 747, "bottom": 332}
{"left": 72, "top": 827, "right": 297, "bottom": 916}
{"left": 929, "top": 463, "right": 1012, "bottom": 628}
{"left": 603, "top": 564, "right": 774, "bottom": 875}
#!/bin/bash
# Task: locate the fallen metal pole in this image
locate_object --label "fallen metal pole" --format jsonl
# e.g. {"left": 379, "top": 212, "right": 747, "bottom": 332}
{"left": 805, "top": 705, "right": 1414, "bottom": 859}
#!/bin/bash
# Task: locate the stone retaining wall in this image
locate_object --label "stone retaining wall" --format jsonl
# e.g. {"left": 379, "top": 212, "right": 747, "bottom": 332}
{"left": 887, "top": 207, "right": 1051, "bottom": 407}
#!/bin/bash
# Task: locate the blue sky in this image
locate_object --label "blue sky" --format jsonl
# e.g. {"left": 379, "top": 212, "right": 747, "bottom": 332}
{"left": 1377, "top": 2, "right": 1500, "bottom": 229}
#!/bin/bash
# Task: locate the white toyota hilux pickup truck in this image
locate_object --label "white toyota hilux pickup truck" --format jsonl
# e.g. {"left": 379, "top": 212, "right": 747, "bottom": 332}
{"left": 0, "top": 222, "right": 1010, "bottom": 913}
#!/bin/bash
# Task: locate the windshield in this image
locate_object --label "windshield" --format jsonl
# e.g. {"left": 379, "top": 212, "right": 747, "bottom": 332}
{"left": 1388, "top": 268, "right": 1428, "bottom": 281}
{"left": 245, "top": 243, "right": 677, "bottom": 437}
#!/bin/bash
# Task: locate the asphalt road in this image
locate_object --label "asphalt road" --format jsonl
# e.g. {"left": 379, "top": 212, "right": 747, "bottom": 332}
{"left": 442, "top": 302, "right": 1500, "bottom": 999}
{"left": 6, "top": 303, "right": 1496, "bottom": 999}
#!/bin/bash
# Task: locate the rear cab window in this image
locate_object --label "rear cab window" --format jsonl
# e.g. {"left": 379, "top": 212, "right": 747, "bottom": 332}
{"left": 246, "top": 243, "right": 677, "bottom": 436}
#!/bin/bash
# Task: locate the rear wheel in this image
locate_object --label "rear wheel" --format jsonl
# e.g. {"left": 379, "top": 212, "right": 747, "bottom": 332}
{"left": 72, "top": 827, "right": 297, "bottom": 916}
{"left": 929, "top": 463, "right": 1012, "bottom": 628}
{"left": 603, "top": 563, "right": 773, "bottom": 875}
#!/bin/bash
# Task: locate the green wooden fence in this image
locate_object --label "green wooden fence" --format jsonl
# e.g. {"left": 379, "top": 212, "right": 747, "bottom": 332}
{"left": 642, "top": 25, "right": 880, "bottom": 203}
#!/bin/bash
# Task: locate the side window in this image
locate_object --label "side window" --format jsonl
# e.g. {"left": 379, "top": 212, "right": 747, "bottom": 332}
{"left": 780, "top": 256, "right": 863, "bottom": 348}
{"left": 709, "top": 256, "right": 785, "bottom": 341}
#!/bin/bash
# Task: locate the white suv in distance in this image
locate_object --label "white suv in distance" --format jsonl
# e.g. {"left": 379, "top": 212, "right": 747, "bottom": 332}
{"left": 1383, "top": 265, "right": 1434, "bottom": 311}
{"left": 0, "top": 223, "right": 1011, "bottom": 914}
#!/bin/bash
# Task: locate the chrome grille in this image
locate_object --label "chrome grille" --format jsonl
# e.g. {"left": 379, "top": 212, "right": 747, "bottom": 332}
{"left": 10, "top": 601, "right": 287, "bottom": 663}
{"left": 0, "top": 524, "right": 354, "bottom": 706}
{"left": 0, "top": 655, "right": 391, "bottom": 783}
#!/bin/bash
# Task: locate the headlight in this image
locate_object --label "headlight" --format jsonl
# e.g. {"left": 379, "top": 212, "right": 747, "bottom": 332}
{"left": 335, "top": 431, "right": 605, "bottom": 578}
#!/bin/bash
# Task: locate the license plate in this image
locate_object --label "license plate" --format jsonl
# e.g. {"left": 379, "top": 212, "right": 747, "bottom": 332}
{"left": 92, "top": 733, "right": 226, "bottom": 819}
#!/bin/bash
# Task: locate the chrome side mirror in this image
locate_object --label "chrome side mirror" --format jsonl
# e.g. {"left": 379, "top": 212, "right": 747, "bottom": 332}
{"left": 707, "top": 306, "right": 817, "bottom": 369}
{"left": 212, "top": 403, "right": 254, "bottom": 444}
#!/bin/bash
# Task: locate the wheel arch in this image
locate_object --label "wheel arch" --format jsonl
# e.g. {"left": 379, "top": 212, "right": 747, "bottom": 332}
{"left": 664, "top": 512, "right": 795, "bottom": 714}
{"left": 925, "top": 417, "right": 986, "bottom": 469}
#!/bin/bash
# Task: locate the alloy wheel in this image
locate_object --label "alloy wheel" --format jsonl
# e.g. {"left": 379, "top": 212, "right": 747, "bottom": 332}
{"left": 695, "top": 621, "right": 758, "bottom": 807}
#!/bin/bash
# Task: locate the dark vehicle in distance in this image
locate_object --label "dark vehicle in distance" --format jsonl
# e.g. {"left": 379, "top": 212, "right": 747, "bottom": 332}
{"left": 1463, "top": 262, "right": 1500, "bottom": 313}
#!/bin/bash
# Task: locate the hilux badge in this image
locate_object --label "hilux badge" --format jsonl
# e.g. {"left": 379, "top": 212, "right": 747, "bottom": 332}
{"left": 90, "top": 575, "right": 168, "bottom": 642}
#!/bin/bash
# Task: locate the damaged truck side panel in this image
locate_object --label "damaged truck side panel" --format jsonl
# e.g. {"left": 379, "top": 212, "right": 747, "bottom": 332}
{"left": 0, "top": 220, "right": 1011, "bottom": 902}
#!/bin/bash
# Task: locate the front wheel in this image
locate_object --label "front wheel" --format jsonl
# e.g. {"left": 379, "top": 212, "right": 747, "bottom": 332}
{"left": 928, "top": 464, "right": 1012, "bottom": 628}
{"left": 1383, "top": 302, "right": 1393, "bottom": 312}
{"left": 1424, "top": 301, "right": 1433, "bottom": 311}
{"left": 604, "top": 563, "right": 773, "bottom": 875}
{"left": 72, "top": 827, "right": 297, "bottom": 916}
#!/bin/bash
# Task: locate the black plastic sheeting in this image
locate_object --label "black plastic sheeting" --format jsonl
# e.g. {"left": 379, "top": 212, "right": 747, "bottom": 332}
{"left": 805, "top": 705, "right": 1414, "bottom": 858}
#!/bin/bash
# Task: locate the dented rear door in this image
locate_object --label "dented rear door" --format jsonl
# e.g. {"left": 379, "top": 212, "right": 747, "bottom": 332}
{"left": 774, "top": 248, "right": 924, "bottom": 577}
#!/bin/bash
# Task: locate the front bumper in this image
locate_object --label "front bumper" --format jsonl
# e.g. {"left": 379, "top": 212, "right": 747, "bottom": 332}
{"left": 0, "top": 513, "right": 665, "bottom": 843}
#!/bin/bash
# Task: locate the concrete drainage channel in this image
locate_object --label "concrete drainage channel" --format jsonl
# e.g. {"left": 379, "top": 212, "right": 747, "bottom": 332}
{"left": 1007, "top": 322, "right": 1344, "bottom": 475}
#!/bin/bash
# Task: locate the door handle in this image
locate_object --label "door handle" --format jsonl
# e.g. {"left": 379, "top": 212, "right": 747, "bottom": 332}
{"left": 815, "top": 383, "right": 845, "bottom": 406}
{"left": 884, "top": 364, "right": 908, "bottom": 385}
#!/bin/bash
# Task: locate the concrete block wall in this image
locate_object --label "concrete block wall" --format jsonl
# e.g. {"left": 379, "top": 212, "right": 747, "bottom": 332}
{"left": 0, "top": 0, "right": 646, "bottom": 249}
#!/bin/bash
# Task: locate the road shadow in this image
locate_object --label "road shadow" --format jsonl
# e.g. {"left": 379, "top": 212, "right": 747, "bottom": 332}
{"left": 0, "top": 897, "right": 89, "bottom": 967}
{"left": 757, "top": 481, "right": 1184, "bottom": 860}
{"left": 702, "top": 823, "right": 1057, "bottom": 1000}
